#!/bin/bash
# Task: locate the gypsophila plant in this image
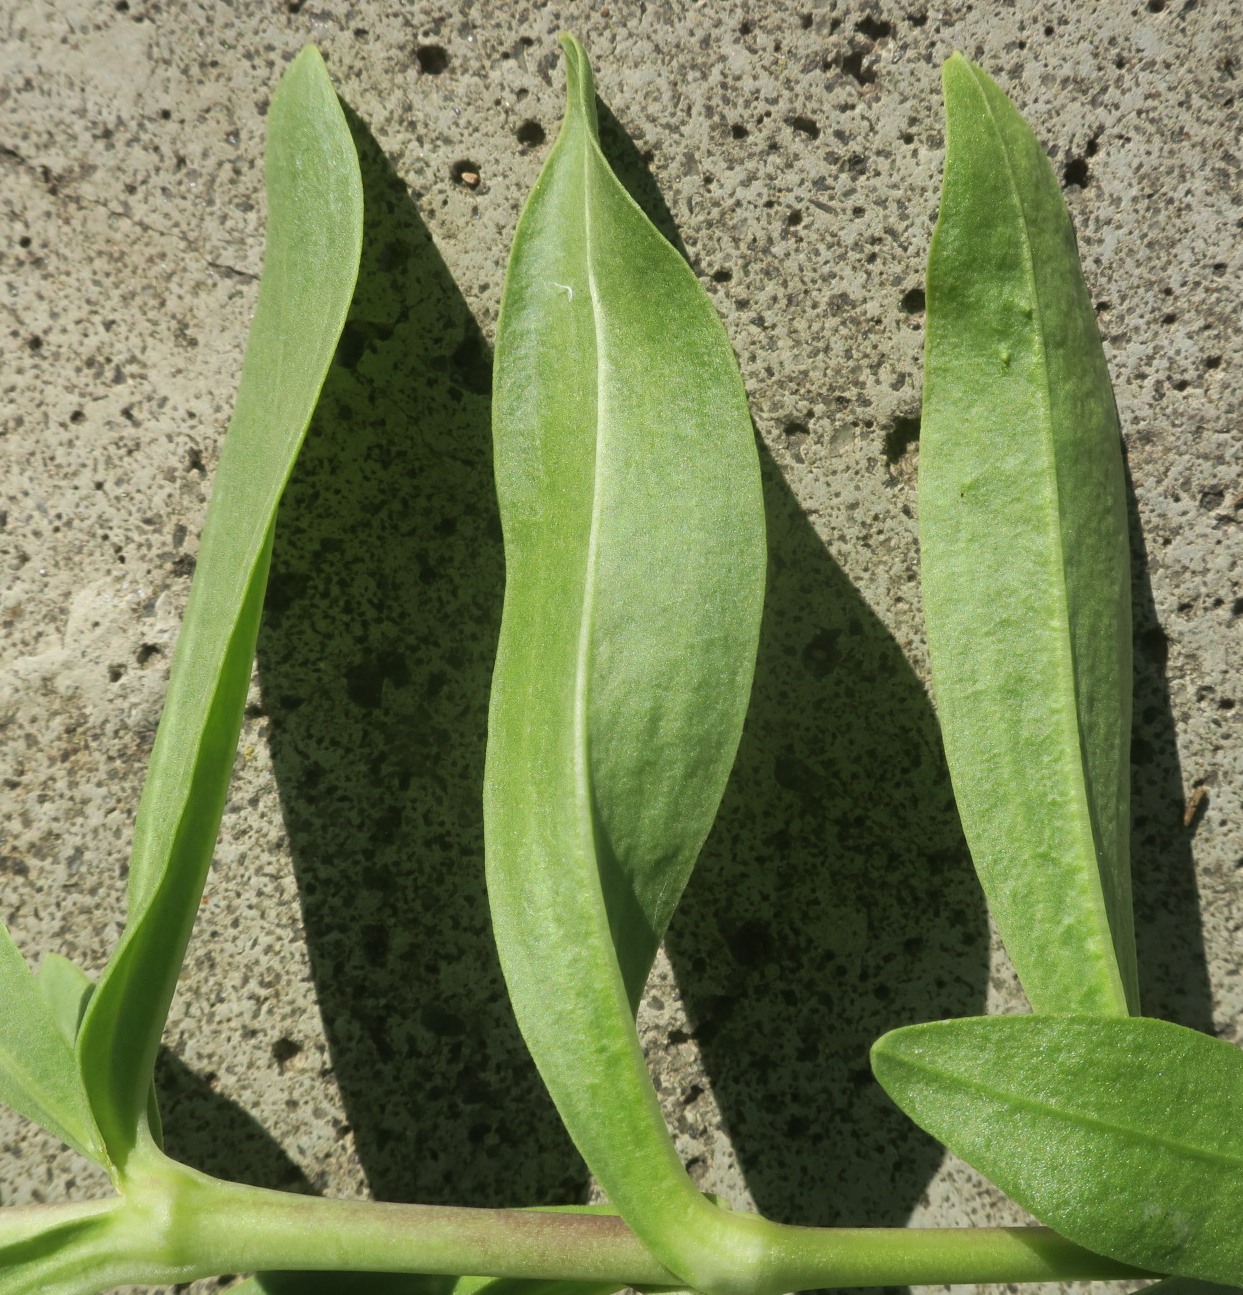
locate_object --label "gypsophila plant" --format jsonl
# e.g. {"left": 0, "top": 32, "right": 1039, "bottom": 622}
{"left": 0, "top": 32, "right": 1237, "bottom": 1295}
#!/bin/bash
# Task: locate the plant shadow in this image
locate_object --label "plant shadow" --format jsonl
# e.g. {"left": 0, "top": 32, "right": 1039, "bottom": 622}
{"left": 154, "top": 1049, "right": 313, "bottom": 1193}
{"left": 596, "top": 89, "right": 989, "bottom": 1235}
{"left": 665, "top": 448, "right": 986, "bottom": 1235}
{"left": 252, "top": 103, "right": 587, "bottom": 1208}
{"left": 1125, "top": 461, "right": 1214, "bottom": 1032}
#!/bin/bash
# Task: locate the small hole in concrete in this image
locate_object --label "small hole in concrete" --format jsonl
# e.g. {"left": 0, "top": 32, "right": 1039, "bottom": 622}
{"left": 884, "top": 415, "right": 921, "bottom": 463}
{"left": 516, "top": 119, "right": 546, "bottom": 147}
{"left": 272, "top": 1038, "right": 302, "bottom": 1070}
{"left": 416, "top": 44, "right": 449, "bottom": 75}
{"left": 900, "top": 287, "right": 926, "bottom": 314}
{"left": 730, "top": 122, "right": 749, "bottom": 139}
{"left": 18, "top": 235, "right": 31, "bottom": 248}
{"left": 842, "top": 49, "right": 876, "bottom": 85}
{"left": 739, "top": 19, "right": 754, "bottom": 35}
{"left": 108, "top": 665, "right": 124, "bottom": 683}
{"left": 855, "top": 15, "right": 892, "bottom": 40}
{"left": 711, "top": 268, "right": 733, "bottom": 282}
{"left": 1161, "top": 311, "right": 1177, "bottom": 325}
{"left": 1044, "top": 23, "right": 1055, "bottom": 35}
{"left": 1147, "top": 0, "right": 1165, "bottom": 11}
{"left": 788, "top": 115, "right": 820, "bottom": 140}
{"left": 1204, "top": 354, "right": 1222, "bottom": 369}
{"left": 1212, "top": 261, "right": 1227, "bottom": 275}
{"left": 1172, "top": 379, "right": 1189, "bottom": 392}
{"left": 451, "top": 159, "right": 481, "bottom": 188}
{"left": 70, "top": 409, "right": 85, "bottom": 423}
{"left": 27, "top": 335, "right": 42, "bottom": 352}
{"left": 786, "top": 209, "right": 803, "bottom": 227}
{"left": 1063, "top": 156, "right": 1090, "bottom": 188}
{"left": 136, "top": 644, "right": 161, "bottom": 665}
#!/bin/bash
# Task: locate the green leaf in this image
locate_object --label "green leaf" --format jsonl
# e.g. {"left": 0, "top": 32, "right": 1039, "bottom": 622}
{"left": 872, "top": 1015, "right": 1243, "bottom": 1284}
{"left": 37, "top": 954, "right": 95, "bottom": 1046}
{"left": 76, "top": 44, "right": 363, "bottom": 1170}
{"left": 0, "top": 934, "right": 104, "bottom": 1164}
{"left": 38, "top": 954, "right": 163, "bottom": 1150}
{"left": 0, "top": 1200, "right": 127, "bottom": 1295}
{"left": 918, "top": 53, "right": 1136, "bottom": 1014}
{"left": 484, "top": 32, "right": 768, "bottom": 1292}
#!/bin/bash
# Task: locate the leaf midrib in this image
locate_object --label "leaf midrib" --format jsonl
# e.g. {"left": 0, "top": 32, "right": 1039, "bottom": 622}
{"left": 572, "top": 106, "right": 607, "bottom": 900}
{"left": 964, "top": 61, "right": 1125, "bottom": 1015}
{"left": 891, "top": 1048, "right": 1240, "bottom": 1170}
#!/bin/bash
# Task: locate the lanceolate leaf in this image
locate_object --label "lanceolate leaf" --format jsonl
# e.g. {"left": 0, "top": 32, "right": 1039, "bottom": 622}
{"left": 76, "top": 45, "right": 363, "bottom": 1169}
{"left": 872, "top": 1016, "right": 1243, "bottom": 1284}
{"left": 485, "top": 33, "right": 767, "bottom": 1290}
{"left": 0, "top": 933, "right": 103, "bottom": 1164}
{"left": 919, "top": 54, "right": 1136, "bottom": 1014}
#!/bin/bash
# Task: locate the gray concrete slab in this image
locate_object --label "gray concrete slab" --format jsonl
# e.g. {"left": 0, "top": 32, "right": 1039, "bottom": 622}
{"left": 0, "top": 1, "right": 1239, "bottom": 1293}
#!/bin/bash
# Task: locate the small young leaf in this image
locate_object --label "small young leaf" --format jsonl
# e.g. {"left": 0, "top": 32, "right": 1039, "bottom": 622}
{"left": 485, "top": 33, "right": 769, "bottom": 1291}
{"left": 76, "top": 44, "right": 363, "bottom": 1169}
{"left": 0, "top": 933, "right": 104, "bottom": 1164}
{"left": 36, "top": 954, "right": 95, "bottom": 1046}
{"left": 38, "top": 954, "right": 164, "bottom": 1150}
{"left": 919, "top": 54, "right": 1136, "bottom": 1014}
{"left": 872, "top": 1015, "right": 1243, "bottom": 1284}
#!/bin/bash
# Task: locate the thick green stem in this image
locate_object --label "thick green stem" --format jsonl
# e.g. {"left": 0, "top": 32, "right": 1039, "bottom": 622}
{"left": 761, "top": 1220, "right": 1149, "bottom": 1290}
{"left": 129, "top": 1157, "right": 1149, "bottom": 1292}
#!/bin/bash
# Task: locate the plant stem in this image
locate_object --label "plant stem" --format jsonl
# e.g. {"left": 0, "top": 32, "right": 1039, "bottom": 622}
{"left": 761, "top": 1220, "right": 1150, "bottom": 1290}
{"left": 142, "top": 1158, "right": 1151, "bottom": 1292}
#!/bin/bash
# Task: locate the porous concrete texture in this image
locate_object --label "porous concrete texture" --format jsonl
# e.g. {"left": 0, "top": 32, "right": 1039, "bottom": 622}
{"left": 0, "top": 1, "right": 1239, "bottom": 1293}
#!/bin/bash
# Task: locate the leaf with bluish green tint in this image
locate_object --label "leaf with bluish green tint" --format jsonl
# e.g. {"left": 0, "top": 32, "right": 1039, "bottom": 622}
{"left": 75, "top": 44, "right": 363, "bottom": 1171}
{"left": 0, "top": 934, "right": 103, "bottom": 1164}
{"left": 484, "top": 33, "right": 769, "bottom": 1292}
{"left": 919, "top": 54, "right": 1136, "bottom": 1014}
{"left": 872, "top": 1016, "right": 1243, "bottom": 1284}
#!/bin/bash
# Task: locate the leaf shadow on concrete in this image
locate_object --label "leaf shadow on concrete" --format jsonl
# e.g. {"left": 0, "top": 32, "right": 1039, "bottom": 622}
{"left": 253, "top": 104, "right": 586, "bottom": 1208}
{"left": 598, "top": 93, "right": 990, "bottom": 1236}
{"left": 1125, "top": 461, "right": 1214, "bottom": 1033}
{"left": 666, "top": 447, "right": 987, "bottom": 1234}
{"left": 154, "top": 1049, "right": 312, "bottom": 1193}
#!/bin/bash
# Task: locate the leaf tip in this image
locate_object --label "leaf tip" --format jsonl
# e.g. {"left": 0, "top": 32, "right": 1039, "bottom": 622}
{"left": 556, "top": 32, "right": 597, "bottom": 128}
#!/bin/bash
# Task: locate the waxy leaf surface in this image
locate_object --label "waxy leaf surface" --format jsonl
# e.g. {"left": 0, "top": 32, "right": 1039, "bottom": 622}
{"left": 484, "top": 33, "right": 767, "bottom": 1290}
{"left": 873, "top": 1016, "right": 1243, "bottom": 1284}
{"left": 76, "top": 45, "right": 363, "bottom": 1167}
{"left": 919, "top": 54, "right": 1136, "bottom": 1013}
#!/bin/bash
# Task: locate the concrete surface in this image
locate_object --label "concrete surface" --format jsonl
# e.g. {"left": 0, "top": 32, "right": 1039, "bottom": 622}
{"left": 0, "top": 1, "right": 1239, "bottom": 1293}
